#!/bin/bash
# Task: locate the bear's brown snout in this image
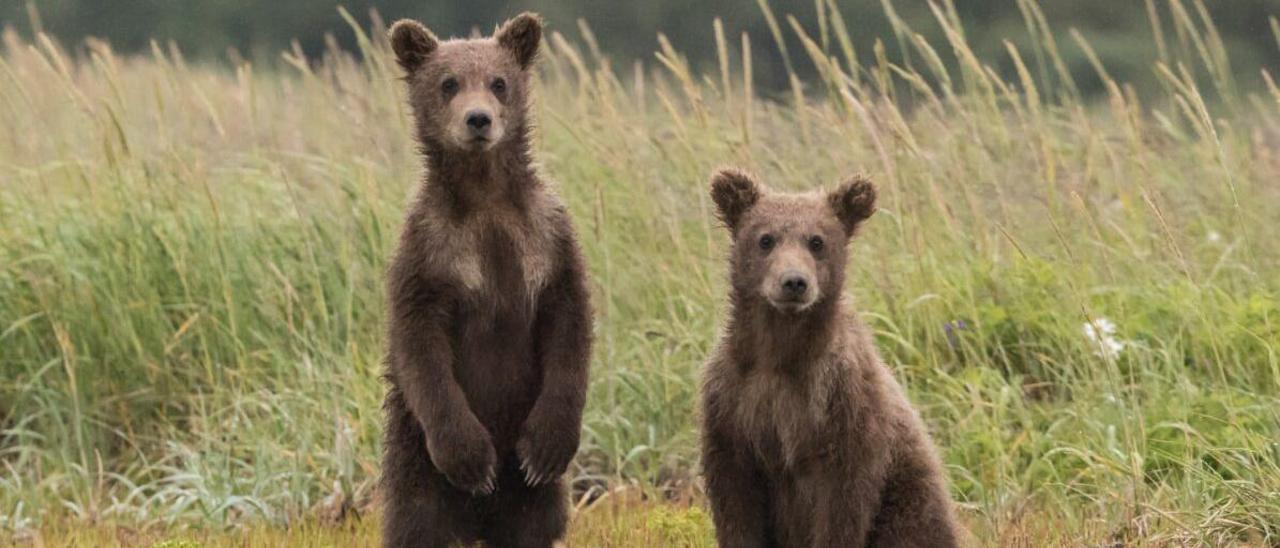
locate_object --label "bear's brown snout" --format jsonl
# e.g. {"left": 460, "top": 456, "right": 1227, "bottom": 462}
{"left": 445, "top": 83, "right": 506, "bottom": 150}
{"left": 451, "top": 91, "right": 504, "bottom": 148}
{"left": 761, "top": 246, "right": 819, "bottom": 312}
{"left": 780, "top": 272, "right": 809, "bottom": 298}
{"left": 465, "top": 110, "right": 493, "bottom": 137}
{"left": 468, "top": 110, "right": 491, "bottom": 132}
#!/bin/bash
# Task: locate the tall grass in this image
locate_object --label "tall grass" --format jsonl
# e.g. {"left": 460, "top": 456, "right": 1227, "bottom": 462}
{"left": 2, "top": 1, "right": 1279, "bottom": 544}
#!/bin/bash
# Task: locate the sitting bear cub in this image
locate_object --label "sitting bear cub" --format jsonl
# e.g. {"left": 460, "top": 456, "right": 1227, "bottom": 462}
{"left": 700, "top": 169, "right": 960, "bottom": 547}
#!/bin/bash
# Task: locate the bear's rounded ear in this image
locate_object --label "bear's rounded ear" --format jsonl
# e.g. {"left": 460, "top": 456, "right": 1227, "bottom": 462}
{"left": 389, "top": 19, "right": 438, "bottom": 73}
{"left": 496, "top": 12, "right": 543, "bottom": 69}
{"left": 710, "top": 169, "right": 761, "bottom": 234}
{"left": 827, "top": 175, "right": 877, "bottom": 237}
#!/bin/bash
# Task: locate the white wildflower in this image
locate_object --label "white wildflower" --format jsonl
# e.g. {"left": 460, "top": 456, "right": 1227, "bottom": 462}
{"left": 1207, "top": 230, "right": 1222, "bottom": 244}
{"left": 1082, "top": 317, "right": 1126, "bottom": 359}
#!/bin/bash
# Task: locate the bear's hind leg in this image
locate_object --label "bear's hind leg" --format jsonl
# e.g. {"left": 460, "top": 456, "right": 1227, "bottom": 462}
{"left": 381, "top": 489, "right": 480, "bottom": 548}
{"left": 381, "top": 388, "right": 481, "bottom": 547}
{"left": 484, "top": 475, "right": 569, "bottom": 548}
{"left": 867, "top": 452, "right": 959, "bottom": 548}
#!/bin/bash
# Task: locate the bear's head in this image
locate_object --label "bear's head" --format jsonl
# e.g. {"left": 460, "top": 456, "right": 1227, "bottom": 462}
{"left": 389, "top": 13, "right": 542, "bottom": 153}
{"left": 710, "top": 169, "right": 876, "bottom": 314}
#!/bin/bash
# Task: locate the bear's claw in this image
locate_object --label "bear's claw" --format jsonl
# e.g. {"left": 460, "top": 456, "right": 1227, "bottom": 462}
{"left": 516, "top": 434, "right": 571, "bottom": 487}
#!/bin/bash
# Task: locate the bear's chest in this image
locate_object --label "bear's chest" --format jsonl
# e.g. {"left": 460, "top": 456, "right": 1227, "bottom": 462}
{"left": 427, "top": 212, "right": 557, "bottom": 305}
{"left": 732, "top": 369, "right": 832, "bottom": 470}
{"left": 463, "top": 225, "right": 554, "bottom": 299}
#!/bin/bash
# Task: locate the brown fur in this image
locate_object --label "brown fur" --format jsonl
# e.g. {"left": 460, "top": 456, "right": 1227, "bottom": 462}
{"left": 700, "top": 169, "right": 959, "bottom": 547}
{"left": 381, "top": 13, "right": 592, "bottom": 548}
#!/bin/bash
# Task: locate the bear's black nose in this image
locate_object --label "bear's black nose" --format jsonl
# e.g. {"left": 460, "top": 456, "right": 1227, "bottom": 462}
{"left": 466, "top": 111, "right": 492, "bottom": 131}
{"left": 781, "top": 276, "right": 808, "bottom": 297}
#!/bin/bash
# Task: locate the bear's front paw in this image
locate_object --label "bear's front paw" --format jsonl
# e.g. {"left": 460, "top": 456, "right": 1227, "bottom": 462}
{"left": 515, "top": 416, "right": 579, "bottom": 487}
{"left": 426, "top": 419, "right": 498, "bottom": 495}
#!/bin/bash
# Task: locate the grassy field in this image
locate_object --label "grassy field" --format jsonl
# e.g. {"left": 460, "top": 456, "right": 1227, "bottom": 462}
{"left": 12, "top": 499, "right": 1110, "bottom": 546}
{"left": 23, "top": 500, "right": 720, "bottom": 547}
{"left": 2, "top": 1, "right": 1280, "bottom": 545}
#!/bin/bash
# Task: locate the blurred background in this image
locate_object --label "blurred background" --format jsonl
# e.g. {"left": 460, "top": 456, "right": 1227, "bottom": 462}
{"left": 3, "top": 0, "right": 1277, "bottom": 98}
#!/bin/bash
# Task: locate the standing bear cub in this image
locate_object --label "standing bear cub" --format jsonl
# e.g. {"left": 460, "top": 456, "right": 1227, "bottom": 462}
{"left": 381, "top": 13, "right": 592, "bottom": 548}
{"left": 700, "top": 170, "right": 959, "bottom": 547}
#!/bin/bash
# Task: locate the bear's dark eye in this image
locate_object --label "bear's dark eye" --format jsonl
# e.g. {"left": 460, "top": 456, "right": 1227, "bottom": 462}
{"left": 491, "top": 78, "right": 507, "bottom": 94}
{"left": 808, "top": 235, "right": 824, "bottom": 253}
{"left": 441, "top": 77, "right": 459, "bottom": 94}
{"left": 758, "top": 234, "right": 775, "bottom": 251}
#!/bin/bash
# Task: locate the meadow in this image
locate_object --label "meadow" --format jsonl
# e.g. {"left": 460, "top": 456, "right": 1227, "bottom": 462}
{"left": 2, "top": 1, "right": 1280, "bottom": 545}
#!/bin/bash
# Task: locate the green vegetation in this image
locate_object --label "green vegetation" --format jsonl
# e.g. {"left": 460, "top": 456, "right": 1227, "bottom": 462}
{"left": 2, "top": 0, "right": 1280, "bottom": 545}
{"left": 3, "top": 0, "right": 1278, "bottom": 97}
